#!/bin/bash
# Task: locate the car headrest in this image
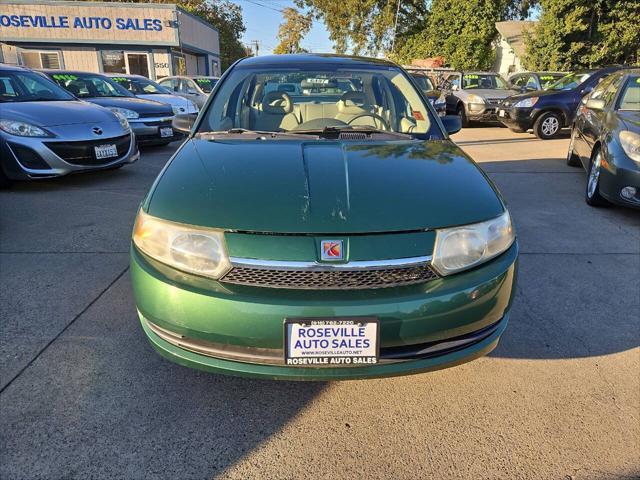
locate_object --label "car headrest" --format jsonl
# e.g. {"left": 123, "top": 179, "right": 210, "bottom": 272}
{"left": 338, "top": 91, "right": 371, "bottom": 114}
{"left": 261, "top": 91, "right": 293, "bottom": 114}
{"left": 67, "top": 84, "right": 81, "bottom": 96}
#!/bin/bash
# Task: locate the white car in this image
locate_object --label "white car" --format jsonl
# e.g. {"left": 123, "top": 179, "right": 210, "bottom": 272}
{"left": 107, "top": 74, "right": 198, "bottom": 115}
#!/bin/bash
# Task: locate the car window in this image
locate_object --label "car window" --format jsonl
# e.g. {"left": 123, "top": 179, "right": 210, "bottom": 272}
{"left": 510, "top": 75, "right": 525, "bottom": 88}
{"left": 601, "top": 75, "right": 625, "bottom": 108}
{"left": 539, "top": 74, "right": 564, "bottom": 89}
{"left": 0, "top": 71, "right": 74, "bottom": 102}
{"left": 549, "top": 72, "right": 591, "bottom": 91}
{"left": 159, "top": 78, "right": 179, "bottom": 92}
{"left": 194, "top": 78, "right": 216, "bottom": 93}
{"left": 50, "top": 73, "right": 131, "bottom": 98}
{"left": 184, "top": 79, "right": 198, "bottom": 93}
{"left": 525, "top": 75, "right": 538, "bottom": 90}
{"left": 616, "top": 76, "right": 639, "bottom": 111}
{"left": 410, "top": 73, "right": 434, "bottom": 92}
{"left": 589, "top": 75, "right": 615, "bottom": 101}
{"left": 446, "top": 74, "right": 461, "bottom": 88}
{"left": 463, "top": 74, "right": 507, "bottom": 89}
{"left": 199, "top": 65, "right": 436, "bottom": 136}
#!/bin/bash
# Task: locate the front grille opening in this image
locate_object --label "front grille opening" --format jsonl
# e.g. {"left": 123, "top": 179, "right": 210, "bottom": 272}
{"left": 8, "top": 144, "right": 50, "bottom": 169}
{"left": 44, "top": 134, "right": 131, "bottom": 166}
{"left": 221, "top": 263, "right": 438, "bottom": 290}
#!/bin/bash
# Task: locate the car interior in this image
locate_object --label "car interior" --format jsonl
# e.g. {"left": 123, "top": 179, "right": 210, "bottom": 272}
{"left": 201, "top": 71, "right": 432, "bottom": 134}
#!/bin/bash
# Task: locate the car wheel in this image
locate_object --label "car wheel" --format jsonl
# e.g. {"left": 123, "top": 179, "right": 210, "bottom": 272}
{"left": 456, "top": 105, "right": 468, "bottom": 128}
{"left": 566, "top": 127, "right": 581, "bottom": 167}
{"left": 534, "top": 111, "right": 562, "bottom": 140}
{"left": 585, "top": 148, "right": 610, "bottom": 207}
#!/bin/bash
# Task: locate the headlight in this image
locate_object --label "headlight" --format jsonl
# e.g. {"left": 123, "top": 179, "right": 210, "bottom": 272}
{"left": 514, "top": 97, "right": 538, "bottom": 108}
{"left": 113, "top": 113, "right": 130, "bottom": 131}
{"left": 133, "top": 210, "right": 231, "bottom": 279}
{"left": 467, "top": 94, "right": 485, "bottom": 104}
{"left": 108, "top": 107, "right": 139, "bottom": 119}
{"left": 432, "top": 210, "right": 515, "bottom": 276}
{"left": 619, "top": 130, "right": 640, "bottom": 162}
{"left": 0, "top": 120, "right": 51, "bottom": 137}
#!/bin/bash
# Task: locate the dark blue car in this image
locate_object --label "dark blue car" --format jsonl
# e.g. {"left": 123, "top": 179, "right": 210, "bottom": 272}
{"left": 497, "top": 66, "right": 625, "bottom": 139}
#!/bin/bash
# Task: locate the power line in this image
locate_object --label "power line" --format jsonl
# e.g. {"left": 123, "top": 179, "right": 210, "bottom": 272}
{"left": 242, "top": 0, "right": 284, "bottom": 13}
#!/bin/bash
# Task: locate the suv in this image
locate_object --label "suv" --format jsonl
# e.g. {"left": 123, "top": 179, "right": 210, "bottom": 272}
{"left": 507, "top": 72, "right": 566, "bottom": 92}
{"left": 498, "top": 66, "right": 625, "bottom": 139}
{"left": 157, "top": 75, "right": 219, "bottom": 109}
{"left": 440, "top": 71, "right": 517, "bottom": 126}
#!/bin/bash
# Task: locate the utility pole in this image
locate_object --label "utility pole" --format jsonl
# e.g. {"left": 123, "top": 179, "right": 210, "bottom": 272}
{"left": 391, "top": 0, "right": 401, "bottom": 54}
{"left": 250, "top": 40, "right": 260, "bottom": 56}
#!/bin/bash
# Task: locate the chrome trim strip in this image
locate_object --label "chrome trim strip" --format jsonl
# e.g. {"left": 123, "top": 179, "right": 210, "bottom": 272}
{"left": 228, "top": 255, "right": 433, "bottom": 271}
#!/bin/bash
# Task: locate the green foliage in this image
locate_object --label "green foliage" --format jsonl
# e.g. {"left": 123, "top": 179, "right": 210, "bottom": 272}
{"left": 393, "top": 0, "right": 513, "bottom": 70}
{"left": 523, "top": 0, "right": 640, "bottom": 70}
{"left": 274, "top": 8, "right": 313, "bottom": 54}
{"left": 296, "top": 0, "right": 427, "bottom": 55}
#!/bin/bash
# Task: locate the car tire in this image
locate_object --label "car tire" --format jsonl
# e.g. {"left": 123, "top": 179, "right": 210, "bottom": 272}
{"left": 456, "top": 105, "right": 468, "bottom": 128}
{"left": 585, "top": 148, "right": 610, "bottom": 207}
{"left": 534, "top": 111, "right": 562, "bottom": 140}
{"left": 566, "top": 127, "right": 581, "bottom": 167}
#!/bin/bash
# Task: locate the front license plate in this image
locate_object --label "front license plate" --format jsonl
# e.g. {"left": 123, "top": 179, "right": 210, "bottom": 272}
{"left": 284, "top": 317, "right": 379, "bottom": 367}
{"left": 160, "top": 127, "right": 174, "bottom": 138}
{"left": 94, "top": 144, "right": 118, "bottom": 159}
{"left": 498, "top": 109, "right": 506, "bottom": 117}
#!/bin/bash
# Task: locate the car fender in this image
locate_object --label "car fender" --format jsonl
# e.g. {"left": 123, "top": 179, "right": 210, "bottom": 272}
{"left": 531, "top": 103, "right": 572, "bottom": 127}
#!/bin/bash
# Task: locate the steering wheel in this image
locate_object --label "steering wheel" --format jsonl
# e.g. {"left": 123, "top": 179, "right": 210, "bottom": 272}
{"left": 347, "top": 112, "right": 390, "bottom": 130}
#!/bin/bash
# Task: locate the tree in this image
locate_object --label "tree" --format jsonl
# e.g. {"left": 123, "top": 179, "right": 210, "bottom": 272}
{"left": 393, "top": 0, "right": 514, "bottom": 70}
{"left": 296, "top": 0, "right": 428, "bottom": 55}
{"left": 523, "top": 0, "right": 640, "bottom": 70}
{"left": 83, "top": 0, "right": 246, "bottom": 71}
{"left": 274, "top": 8, "right": 313, "bottom": 54}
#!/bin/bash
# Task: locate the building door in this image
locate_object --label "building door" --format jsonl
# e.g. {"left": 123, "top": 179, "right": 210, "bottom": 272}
{"left": 125, "top": 53, "right": 150, "bottom": 77}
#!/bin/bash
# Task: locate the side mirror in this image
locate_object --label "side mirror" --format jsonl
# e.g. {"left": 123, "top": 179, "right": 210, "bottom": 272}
{"left": 442, "top": 115, "right": 462, "bottom": 135}
{"left": 585, "top": 98, "right": 606, "bottom": 110}
{"left": 580, "top": 85, "right": 593, "bottom": 96}
{"left": 172, "top": 113, "right": 197, "bottom": 134}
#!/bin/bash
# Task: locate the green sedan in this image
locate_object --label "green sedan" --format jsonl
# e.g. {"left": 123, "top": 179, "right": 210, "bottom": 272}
{"left": 131, "top": 54, "right": 518, "bottom": 380}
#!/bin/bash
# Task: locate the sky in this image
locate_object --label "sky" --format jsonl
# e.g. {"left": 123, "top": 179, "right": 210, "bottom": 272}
{"left": 234, "top": 0, "right": 334, "bottom": 55}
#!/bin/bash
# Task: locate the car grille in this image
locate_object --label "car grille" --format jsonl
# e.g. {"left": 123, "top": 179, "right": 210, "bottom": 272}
{"left": 486, "top": 98, "right": 503, "bottom": 105}
{"left": 221, "top": 262, "right": 439, "bottom": 290}
{"left": 45, "top": 134, "right": 131, "bottom": 166}
{"left": 138, "top": 111, "right": 173, "bottom": 118}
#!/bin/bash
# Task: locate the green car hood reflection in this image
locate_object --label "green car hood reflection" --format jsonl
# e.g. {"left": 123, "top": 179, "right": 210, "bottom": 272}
{"left": 146, "top": 138, "right": 505, "bottom": 233}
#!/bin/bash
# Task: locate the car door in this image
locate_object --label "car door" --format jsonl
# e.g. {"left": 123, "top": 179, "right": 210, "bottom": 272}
{"left": 580, "top": 75, "right": 619, "bottom": 153}
{"left": 443, "top": 74, "right": 461, "bottom": 113}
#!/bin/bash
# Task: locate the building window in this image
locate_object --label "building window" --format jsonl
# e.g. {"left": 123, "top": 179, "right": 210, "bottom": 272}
{"left": 19, "top": 50, "right": 62, "bottom": 69}
{"left": 172, "top": 53, "right": 186, "bottom": 76}
{"left": 101, "top": 50, "right": 126, "bottom": 74}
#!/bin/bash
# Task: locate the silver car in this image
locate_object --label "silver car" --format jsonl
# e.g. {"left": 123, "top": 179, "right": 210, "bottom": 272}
{"left": 441, "top": 71, "right": 518, "bottom": 126}
{"left": 157, "top": 75, "right": 219, "bottom": 108}
{"left": 0, "top": 64, "right": 138, "bottom": 186}
{"left": 107, "top": 74, "right": 198, "bottom": 115}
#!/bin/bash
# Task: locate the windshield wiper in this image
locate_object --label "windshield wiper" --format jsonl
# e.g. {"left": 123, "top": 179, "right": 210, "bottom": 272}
{"left": 197, "top": 128, "right": 318, "bottom": 140}
{"left": 290, "top": 125, "right": 414, "bottom": 139}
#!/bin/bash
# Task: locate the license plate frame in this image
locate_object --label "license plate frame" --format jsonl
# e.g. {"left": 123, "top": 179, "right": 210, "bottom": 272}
{"left": 160, "top": 127, "right": 174, "bottom": 138}
{"left": 94, "top": 144, "right": 118, "bottom": 160}
{"left": 284, "top": 317, "right": 380, "bottom": 367}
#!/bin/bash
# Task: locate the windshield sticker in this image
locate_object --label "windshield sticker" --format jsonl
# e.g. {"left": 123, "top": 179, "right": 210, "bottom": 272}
{"left": 412, "top": 111, "right": 425, "bottom": 121}
{"left": 52, "top": 74, "right": 77, "bottom": 81}
{"left": 111, "top": 77, "right": 128, "bottom": 82}
{"left": 465, "top": 74, "right": 479, "bottom": 79}
{"left": 195, "top": 78, "right": 211, "bottom": 84}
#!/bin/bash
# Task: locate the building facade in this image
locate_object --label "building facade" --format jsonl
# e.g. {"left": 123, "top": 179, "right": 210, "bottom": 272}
{"left": 494, "top": 21, "right": 537, "bottom": 76}
{"left": 0, "top": 0, "right": 221, "bottom": 79}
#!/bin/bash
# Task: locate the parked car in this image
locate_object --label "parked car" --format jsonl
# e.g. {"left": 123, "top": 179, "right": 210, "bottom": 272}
{"left": 507, "top": 72, "right": 567, "bottom": 92}
{"left": 42, "top": 70, "right": 178, "bottom": 146}
{"left": 157, "top": 75, "right": 219, "bottom": 109}
{"left": 107, "top": 74, "right": 198, "bottom": 115}
{"left": 405, "top": 68, "right": 447, "bottom": 115}
{"left": 497, "top": 66, "right": 625, "bottom": 139}
{"left": 0, "top": 64, "right": 138, "bottom": 187}
{"left": 567, "top": 69, "right": 639, "bottom": 208}
{"left": 439, "top": 71, "right": 517, "bottom": 126}
{"left": 130, "top": 54, "right": 518, "bottom": 380}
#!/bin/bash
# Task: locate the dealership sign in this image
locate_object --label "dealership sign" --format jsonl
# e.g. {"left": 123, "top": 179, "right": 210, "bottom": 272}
{"left": 0, "top": 15, "right": 164, "bottom": 31}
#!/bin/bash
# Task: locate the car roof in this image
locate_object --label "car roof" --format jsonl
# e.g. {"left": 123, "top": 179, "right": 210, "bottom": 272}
{"left": 236, "top": 53, "right": 398, "bottom": 69}
{"left": 0, "top": 63, "right": 33, "bottom": 72}
{"left": 40, "top": 69, "right": 110, "bottom": 77}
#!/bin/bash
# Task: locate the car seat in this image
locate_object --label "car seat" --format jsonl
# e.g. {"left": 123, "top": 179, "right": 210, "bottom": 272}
{"left": 252, "top": 91, "right": 300, "bottom": 131}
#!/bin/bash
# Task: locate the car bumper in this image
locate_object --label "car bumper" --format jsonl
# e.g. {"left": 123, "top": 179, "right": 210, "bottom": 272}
{"left": 466, "top": 103, "right": 502, "bottom": 123}
{"left": 497, "top": 107, "right": 534, "bottom": 131}
{"left": 1, "top": 130, "right": 139, "bottom": 180}
{"left": 130, "top": 116, "right": 181, "bottom": 145}
{"left": 599, "top": 145, "right": 640, "bottom": 208}
{"left": 131, "top": 241, "right": 519, "bottom": 380}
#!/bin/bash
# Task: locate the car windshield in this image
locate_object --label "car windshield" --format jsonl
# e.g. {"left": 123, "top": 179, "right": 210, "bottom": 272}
{"left": 111, "top": 76, "right": 170, "bottom": 95}
{"left": 198, "top": 65, "right": 434, "bottom": 136}
{"left": 618, "top": 76, "right": 640, "bottom": 111}
{"left": 410, "top": 73, "right": 435, "bottom": 92}
{"left": 539, "top": 74, "right": 565, "bottom": 89}
{"left": 0, "top": 70, "right": 75, "bottom": 103}
{"left": 549, "top": 72, "right": 591, "bottom": 91}
{"left": 49, "top": 73, "right": 133, "bottom": 98}
{"left": 194, "top": 77, "right": 217, "bottom": 93}
{"left": 463, "top": 74, "right": 508, "bottom": 89}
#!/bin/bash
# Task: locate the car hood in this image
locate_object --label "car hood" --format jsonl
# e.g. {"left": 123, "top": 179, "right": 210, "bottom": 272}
{"left": 147, "top": 139, "right": 505, "bottom": 234}
{"left": 85, "top": 96, "right": 173, "bottom": 115}
{"left": 136, "top": 94, "right": 189, "bottom": 108}
{"left": 0, "top": 100, "right": 119, "bottom": 127}
{"left": 465, "top": 89, "right": 518, "bottom": 99}
{"left": 504, "top": 88, "right": 569, "bottom": 104}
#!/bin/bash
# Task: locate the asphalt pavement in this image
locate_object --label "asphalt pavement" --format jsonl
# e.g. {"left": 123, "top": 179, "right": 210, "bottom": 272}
{"left": 1, "top": 128, "right": 638, "bottom": 480}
